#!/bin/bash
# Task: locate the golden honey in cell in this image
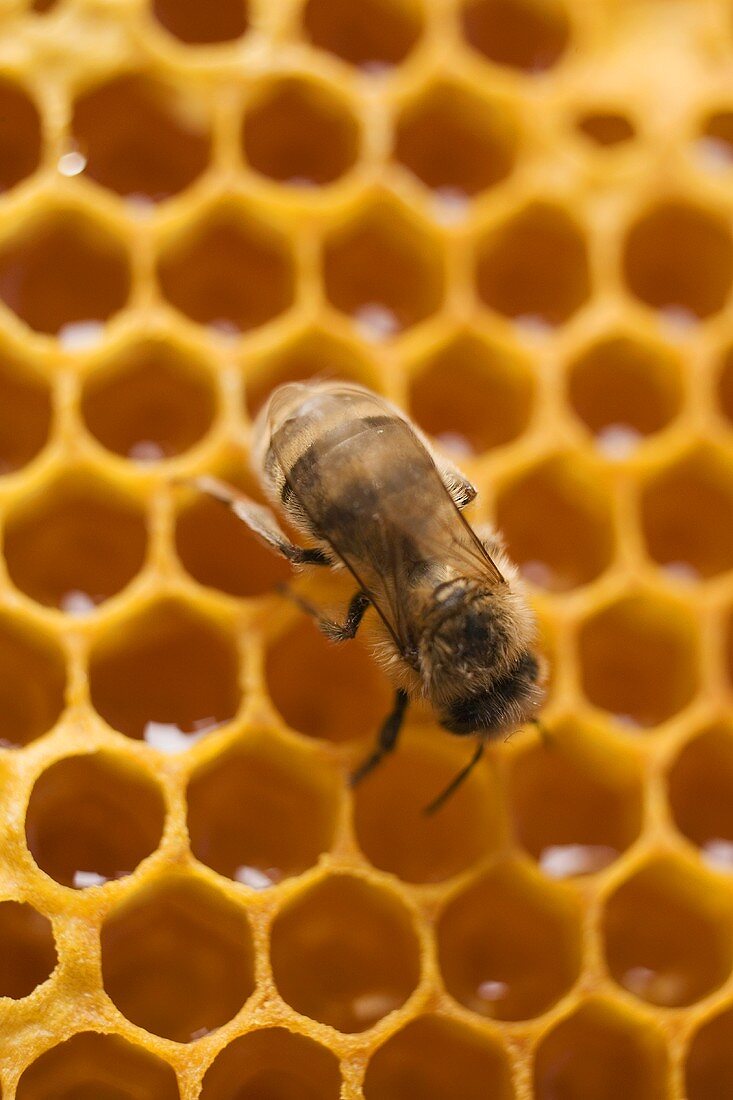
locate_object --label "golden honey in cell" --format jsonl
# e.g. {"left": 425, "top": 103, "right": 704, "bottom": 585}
{"left": 194, "top": 381, "right": 545, "bottom": 809}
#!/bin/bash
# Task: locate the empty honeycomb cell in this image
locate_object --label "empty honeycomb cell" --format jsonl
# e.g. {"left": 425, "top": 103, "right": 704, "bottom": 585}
{"left": 641, "top": 447, "right": 733, "bottom": 579}
{"left": 668, "top": 724, "right": 733, "bottom": 864}
{"left": 437, "top": 861, "right": 581, "bottom": 1020}
{"left": 623, "top": 201, "right": 733, "bottom": 319}
{"left": 575, "top": 110, "right": 636, "bottom": 147}
{"left": 101, "top": 877, "right": 255, "bottom": 1042}
{"left": 461, "top": 0, "right": 570, "bottom": 72}
{"left": 302, "top": 0, "right": 422, "bottom": 68}
{"left": 567, "top": 333, "right": 682, "bottom": 439}
{"left": 176, "top": 469, "right": 290, "bottom": 598}
{"left": 695, "top": 111, "right": 733, "bottom": 169}
{"left": 242, "top": 77, "right": 360, "bottom": 187}
{"left": 0, "top": 207, "right": 131, "bottom": 336}
{"left": 4, "top": 472, "right": 147, "bottom": 610}
{"left": 81, "top": 337, "right": 217, "bottom": 461}
{"left": 16, "top": 1031, "right": 180, "bottom": 1099}
{"left": 71, "top": 73, "right": 211, "bottom": 202}
{"left": 152, "top": 0, "right": 248, "bottom": 44}
{"left": 323, "top": 198, "right": 444, "bottom": 336}
{"left": 266, "top": 618, "right": 392, "bottom": 743}
{"left": 495, "top": 454, "right": 614, "bottom": 591}
{"left": 394, "top": 80, "right": 516, "bottom": 196}
{"left": 245, "top": 329, "right": 378, "bottom": 418}
{"left": 157, "top": 203, "right": 295, "bottom": 333}
{"left": 364, "top": 1014, "right": 512, "bottom": 1100}
{"left": 686, "top": 1006, "right": 733, "bottom": 1099}
{"left": 510, "top": 719, "right": 642, "bottom": 876}
{"left": 353, "top": 735, "right": 501, "bottom": 884}
{"left": 408, "top": 333, "right": 533, "bottom": 455}
{"left": 187, "top": 741, "right": 338, "bottom": 886}
{"left": 270, "top": 874, "right": 421, "bottom": 1032}
{"left": 603, "top": 857, "right": 733, "bottom": 1007}
{"left": 0, "top": 79, "right": 42, "bottom": 193}
{"left": 0, "top": 350, "right": 51, "bottom": 474}
{"left": 25, "top": 752, "right": 166, "bottom": 888}
{"left": 0, "top": 614, "right": 65, "bottom": 747}
{"left": 476, "top": 203, "right": 590, "bottom": 326}
{"left": 0, "top": 901, "right": 56, "bottom": 999}
{"left": 533, "top": 999, "right": 667, "bottom": 1100}
{"left": 578, "top": 592, "right": 698, "bottom": 727}
{"left": 89, "top": 598, "right": 240, "bottom": 745}
{"left": 200, "top": 1027, "right": 341, "bottom": 1099}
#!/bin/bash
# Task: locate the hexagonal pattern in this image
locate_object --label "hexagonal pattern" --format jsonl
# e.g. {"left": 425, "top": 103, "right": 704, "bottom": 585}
{"left": 1, "top": 2, "right": 733, "bottom": 1096}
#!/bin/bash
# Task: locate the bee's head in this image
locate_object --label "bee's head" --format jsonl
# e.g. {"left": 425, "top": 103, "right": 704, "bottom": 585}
{"left": 420, "top": 579, "right": 545, "bottom": 736}
{"left": 438, "top": 649, "right": 545, "bottom": 735}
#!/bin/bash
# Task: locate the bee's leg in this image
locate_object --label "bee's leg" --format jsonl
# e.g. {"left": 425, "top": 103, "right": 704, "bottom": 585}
{"left": 281, "top": 588, "right": 371, "bottom": 643}
{"left": 350, "top": 689, "right": 409, "bottom": 786}
{"left": 438, "top": 464, "right": 478, "bottom": 510}
{"left": 423, "top": 739, "right": 485, "bottom": 815}
{"left": 189, "top": 476, "right": 330, "bottom": 566}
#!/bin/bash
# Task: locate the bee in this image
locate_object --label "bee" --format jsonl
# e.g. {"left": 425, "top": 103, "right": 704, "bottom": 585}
{"left": 193, "top": 382, "right": 545, "bottom": 811}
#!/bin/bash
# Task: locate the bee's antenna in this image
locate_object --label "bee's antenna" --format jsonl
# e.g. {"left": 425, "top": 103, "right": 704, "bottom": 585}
{"left": 532, "top": 718, "right": 552, "bottom": 749}
{"left": 423, "top": 739, "right": 485, "bottom": 815}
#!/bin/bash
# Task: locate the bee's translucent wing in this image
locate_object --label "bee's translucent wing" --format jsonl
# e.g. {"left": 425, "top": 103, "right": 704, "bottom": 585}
{"left": 267, "top": 384, "right": 504, "bottom": 656}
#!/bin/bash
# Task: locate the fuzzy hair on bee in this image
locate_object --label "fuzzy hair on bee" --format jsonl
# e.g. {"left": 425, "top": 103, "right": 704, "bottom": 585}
{"left": 192, "top": 381, "right": 546, "bottom": 811}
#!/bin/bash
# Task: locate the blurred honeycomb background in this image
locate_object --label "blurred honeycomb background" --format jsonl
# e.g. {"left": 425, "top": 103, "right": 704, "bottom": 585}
{"left": 1, "top": 0, "right": 733, "bottom": 1095}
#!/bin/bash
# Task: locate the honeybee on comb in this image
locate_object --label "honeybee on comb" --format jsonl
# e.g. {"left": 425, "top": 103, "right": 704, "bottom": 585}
{"left": 193, "top": 382, "right": 546, "bottom": 811}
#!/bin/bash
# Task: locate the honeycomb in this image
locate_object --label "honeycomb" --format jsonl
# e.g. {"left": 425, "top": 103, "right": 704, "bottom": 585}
{"left": 1, "top": 0, "right": 733, "bottom": 1095}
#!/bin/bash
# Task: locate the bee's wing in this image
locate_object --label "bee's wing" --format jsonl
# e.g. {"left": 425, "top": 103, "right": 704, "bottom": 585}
{"left": 268, "top": 383, "right": 504, "bottom": 655}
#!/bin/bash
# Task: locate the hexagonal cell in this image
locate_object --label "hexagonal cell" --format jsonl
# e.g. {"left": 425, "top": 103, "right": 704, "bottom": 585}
{"left": 603, "top": 857, "right": 733, "bottom": 1006}
{"left": 72, "top": 73, "right": 211, "bottom": 202}
{"left": 101, "top": 877, "right": 254, "bottom": 1042}
{"left": 265, "top": 619, "right": 392, "bottom": 743}
{"left": 408, "top": 333, "right": 533, "bottom": 456}
{"left": 462, "top": 0, "right": 570, "bottom": 72}
{"left": 353, "top": 734, "right": 501, "bottom": 884}
{"left": 0, "top": 206, "right": 131, "bottom": 336}
{"left": 623, "top": 201, "right": 733, "bottom": 319}
{"left": 394, "top": 81, "right": 516, "bottom": 196}
{"left": 695, "top": 110, "right": 733, "bottom": 170}
{"left": 668, "top": 724, "right": 733, "bottom": 866}
{"left": 323, "top": 198, "right": 445, "bottom": 337}
{"left": 4, "top": 472, "right": 147, "bottom": 610}
{"left": 437, "top": 861, "right": 581, "bottom": 1020}
{"left": 567, "top": 333, "right": 682, "bottom": 441}
{"left": 495, "top": 454, "right": 614, "bottom": 591}
{"left": 16, "top": 1032, "right": 180, "bottom": 1099}
{"left": 176, "top": 467, "right": 290, "bottom": 598}
{"left": 0, "top": 614, "right": 66, "bottom": 747}
{"left": 641, "top": 448, "right": 733, "bottom": 579}
{"left": 25, "top": 752, "right": 166, "bottom": 888}
{"left": 477, "top": 203, "right": 590, "bottom": 326}
{"left": 576, "top": 109, "right": 636, "bottom": 147}
{"left": 686, "top": 1006, "right": 733, "bottom": 1099}
{"left": 200, "top": 1028, "right": 341, "bottom": 1099}
{"left": 364, "top": 1014, "right": 512, "bottom": 1100}
{"left": 245, "top": 329, "right": 378, "bottom": 419}
{"left": 302, "top": 0, "right": 422, "bottom": 68}
{"left": 0, "top": 350, "right": 51, "bottom": 474}
{"left": 578, "top": 592, "right": 698, "bottom": 728}
{"left": 534, "top": 999, "right": 667, "bottom": 1100}
{"left": 510, "top": 719, "right": 642, "bottom": 876}
{"left": 0, "top": 78, "right": 41, "bottom": 192}
{"left": 157, "top": 203, "right": 295, "bottom": 333}
{"left": 242, "top": 77, "right": 359, "bottom": 187}
{"left": 0, "top": 901, "right": 56, "bottom": 998}
{"left": 89, "top": 598, "right": 240, "bottom": 745}
{"left": 82, "top": 337, "right": 217, "bottom": 461}
{"left": 187, "top": 741, "right": 338, "bottom": 886}
{"left": 152, "top": 0, "right": 249, "bottom": 44}
{"left": 270, "top": 874, "right": 420, "bottom": 1032}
